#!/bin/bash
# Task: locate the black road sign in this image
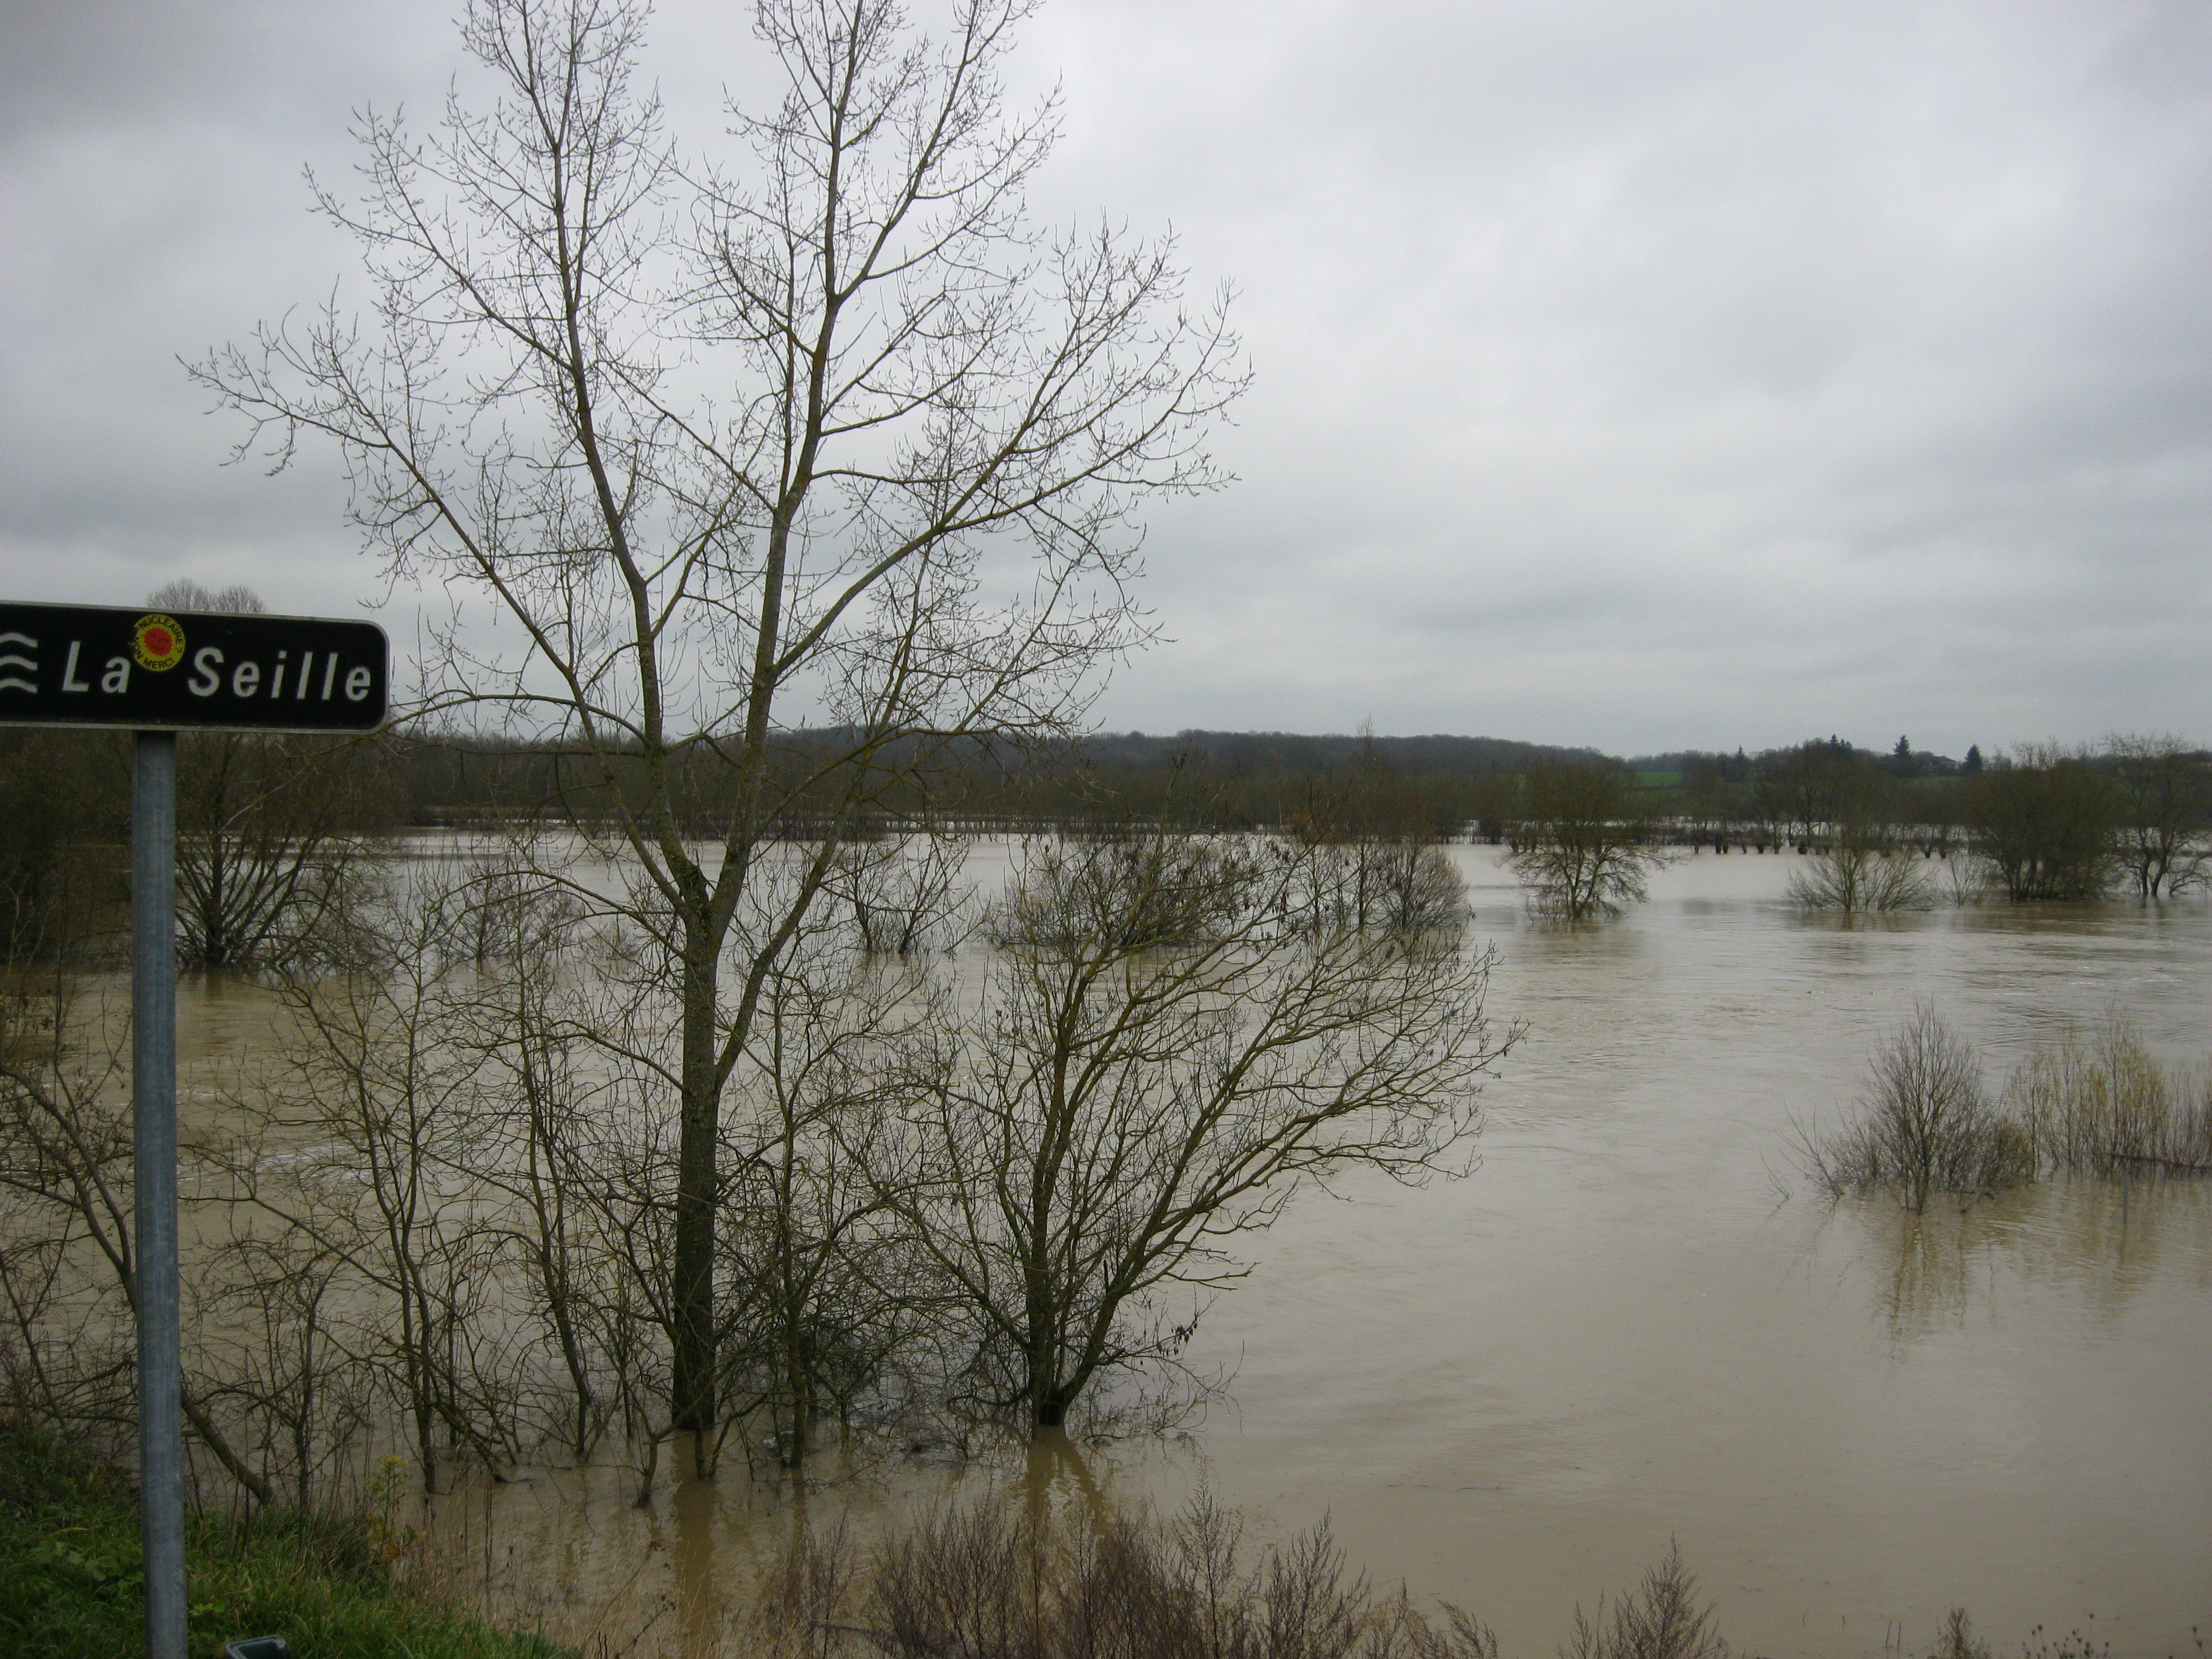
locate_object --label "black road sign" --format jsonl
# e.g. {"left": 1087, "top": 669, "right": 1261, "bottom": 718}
{"left": 0, "top": 600, "right": 389, "bottom": 733}
{"left": 0, "top": 600, "right": 391, "bottom": 1659}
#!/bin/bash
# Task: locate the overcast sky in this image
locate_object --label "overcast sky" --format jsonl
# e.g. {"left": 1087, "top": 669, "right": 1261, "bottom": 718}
{"left": 2, "top": 0, "right": 2205, "bottom": 757}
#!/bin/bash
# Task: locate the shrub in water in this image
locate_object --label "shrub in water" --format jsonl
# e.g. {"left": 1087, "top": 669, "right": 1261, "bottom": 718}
{"left": 1803, "top": 1005, "right": 2032, "bottom": 1212}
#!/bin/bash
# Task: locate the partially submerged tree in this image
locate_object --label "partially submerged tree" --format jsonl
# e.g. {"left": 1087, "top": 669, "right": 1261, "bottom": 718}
{"left": 723, "top": 929, "right": 946, "bottom": 1465}
{"left": 1510, "top": 760, "right": 1667, "bottom": 921}
{"left": 1283, "top": 728, "right": 1467, "bottom": 933}
{"left": 893, "top": 833, "right": 1507, "bottom": 1431}
{"left": 1962, "top": 745, "right": 2118, "bottom": 901}
{"left": 1788, "top": 840, "right": 1935, "bottom": 914}
{"left": 2105, "top": 733, "right": 2210, "bottom": 899}
{"left": 0, "top": 972, "right": 275, "bottom": 1502}
{"left": 1788, "top": 769, "right": 1933, "bottom": 914}
{"left": 195, "top": 0, "right": 1242, "bottom": 1460}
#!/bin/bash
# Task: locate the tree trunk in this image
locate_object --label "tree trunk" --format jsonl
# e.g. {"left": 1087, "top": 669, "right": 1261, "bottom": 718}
{"left": 1025, "top": 1295, "right": 1073, "bottom": 1432}
{"left": 181, "top": 1385, "right": 275, "bottom": 1509}
{"left": 670, "top": 919, "right": 722, "bottom": 1467}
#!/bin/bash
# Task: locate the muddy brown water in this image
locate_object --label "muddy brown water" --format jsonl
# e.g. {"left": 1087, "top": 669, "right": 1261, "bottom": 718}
{"left": 171, "top": 843, "right": 2212, "bottom": 1657}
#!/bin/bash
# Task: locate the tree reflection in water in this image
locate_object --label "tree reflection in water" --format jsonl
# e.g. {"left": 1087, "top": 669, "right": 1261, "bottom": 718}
{"left": 1838, "top": 1178, "right": 2209, "bottom": 1345}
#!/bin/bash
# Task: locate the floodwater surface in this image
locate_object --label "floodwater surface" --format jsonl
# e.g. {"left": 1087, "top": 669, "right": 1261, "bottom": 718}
{"left": 178, "top": 843, "right": 2212, "bottom": 1657}
{"left": 1173, "top": 848, "right": 2211, "bottom": 1659}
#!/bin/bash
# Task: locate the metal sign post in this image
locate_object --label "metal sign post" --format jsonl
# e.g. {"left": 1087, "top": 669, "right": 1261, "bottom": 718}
{"left": 132, "top": 731, "right": 184, "bottom": 1657}
{"left": 2, "top": 600, "right": 387, "bottom": 1659}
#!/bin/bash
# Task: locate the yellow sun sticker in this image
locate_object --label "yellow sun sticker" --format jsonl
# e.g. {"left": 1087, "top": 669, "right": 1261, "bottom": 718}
{"left": 133, "top": 614, "right": 186, "bottom": 672}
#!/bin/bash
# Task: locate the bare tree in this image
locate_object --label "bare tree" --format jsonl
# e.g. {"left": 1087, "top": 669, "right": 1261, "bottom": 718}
{"left": 1510, "top": 760, "right": 1669, "bottom": 922}
{"left": 830, "top": 830, "right": 976, "bottom": 956}
{"left": 728, "top": 934, "right": 939, "bottom": 1464}
{"left": 1787, "top": 770, "right": 1932, "bottom": 914}
{"left": 203, "top": 1233, "right": 375, "bottom": 1509}
{"left": 891, "top": 832, "right": 1508, "bottom": 1432}
{"left": 221, "top": 870, "right": 512, "bottom": 1491}
{"left": 1284, "top": 729, "right": 1468, "bottom": 934}
{"left": 0, "top": 970, "right": 275, "bottom": 1503}
{"left": 440, "top": 854, "right": 623, "bottom": 1465}
{"left": 193, "top": 0, "right": 1242, "bottom": 1458}
{"left": 2105, "top": 733, "right": 2210, "bottom": 899}
{"left": 1787, "top": 830, "right": 1934, "bottom": 914}
{"left": 214, "top": 851, "right": 652, "bottom": 1492}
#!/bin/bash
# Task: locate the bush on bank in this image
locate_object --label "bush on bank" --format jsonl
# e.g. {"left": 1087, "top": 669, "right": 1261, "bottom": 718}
{"left": 0, "top": 1420, "right": 568, "bottom": 1659}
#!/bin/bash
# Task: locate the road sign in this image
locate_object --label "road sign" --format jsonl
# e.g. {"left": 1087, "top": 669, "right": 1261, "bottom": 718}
{"left": 2, "top": 597, "right": 388, "bottom": 1658}
{"left": 0, "top": 600, "right": 388, "bottom": 732}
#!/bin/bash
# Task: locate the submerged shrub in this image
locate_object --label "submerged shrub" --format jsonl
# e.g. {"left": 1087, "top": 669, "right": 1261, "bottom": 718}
{"left": 738, "top": 1483, "right": 2115, "bottom": 1659}
{"left": 751, "top": 1490, "right": 1503, "bottom": 1659}
{"left": 1563, "top": 1542, "right": 1727, "bottom": 1659}
{"left": 1805, "top": 1008, "right": 2212, "bottom": 1208}
{"left": 1803, "top": 1005, "right": 2033, "bottom": 1212}
{"left": 1926, "top": 1608, "right": 1994, "bottom": 1659}
{"left": 2003, "top": 1015, "right": 2212, "bottom": 1174}
{"left": 1788, "top": 839, "right": 1935, "bottom": 914}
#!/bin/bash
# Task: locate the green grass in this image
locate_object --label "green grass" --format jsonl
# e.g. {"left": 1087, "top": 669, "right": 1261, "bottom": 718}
{"left": 0, "top": 1423, "right": 571, "bottom": 1659}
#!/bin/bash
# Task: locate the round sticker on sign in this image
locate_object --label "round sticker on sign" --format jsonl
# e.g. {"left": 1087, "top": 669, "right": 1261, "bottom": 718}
{"left": 133, "top": 614, "right": 186, "bottom": 672}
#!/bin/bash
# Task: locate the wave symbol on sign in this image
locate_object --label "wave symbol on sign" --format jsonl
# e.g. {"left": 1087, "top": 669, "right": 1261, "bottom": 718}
{"left": 0, "top": 632, "right": 36, "bottom": 694}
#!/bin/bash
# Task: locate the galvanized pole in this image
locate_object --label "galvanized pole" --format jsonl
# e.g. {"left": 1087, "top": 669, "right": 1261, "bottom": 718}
{"left": 132, "top": 731, "right": 186, "bottom": 1659}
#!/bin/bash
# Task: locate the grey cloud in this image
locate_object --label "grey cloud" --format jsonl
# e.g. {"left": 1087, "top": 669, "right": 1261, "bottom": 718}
{"left": 1, "top": 0, "right": 2205, "bottom": 753}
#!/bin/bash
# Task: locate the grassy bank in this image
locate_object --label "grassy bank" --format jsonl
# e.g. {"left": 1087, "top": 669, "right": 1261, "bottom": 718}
{"left": 0, "top": 1423, "right": 570, "bottom": 1659}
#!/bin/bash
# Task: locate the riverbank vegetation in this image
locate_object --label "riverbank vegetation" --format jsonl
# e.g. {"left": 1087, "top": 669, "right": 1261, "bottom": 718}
{"left": 0, "top": 1421, "right": 564, "bottom": 1658}
{"left": 1803, "top": 1007, "right": 2212, "bottom": 1211}
{"left": 7, "top": 1430, "right": 2096, "bottom": 1659}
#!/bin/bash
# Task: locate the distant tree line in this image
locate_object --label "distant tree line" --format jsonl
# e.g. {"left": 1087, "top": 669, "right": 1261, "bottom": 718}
{"left": 400, "top": 725, "right": 1604, "bottom": 840}
{"left": 1652, "top": 734, "right": 2209, "bottom": 902}
{"left": 5, "top": 726, "right": 2205, "bottom": 971}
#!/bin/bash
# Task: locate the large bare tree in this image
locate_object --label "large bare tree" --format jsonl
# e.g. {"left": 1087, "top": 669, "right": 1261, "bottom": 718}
{"left": 195, "top": 0, "right": 1242, "bottom": 1459}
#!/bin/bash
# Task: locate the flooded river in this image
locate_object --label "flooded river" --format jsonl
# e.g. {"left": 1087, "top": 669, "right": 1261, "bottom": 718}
{"left": 178, "top": 843, "right": 2212, "bottom": 1657}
